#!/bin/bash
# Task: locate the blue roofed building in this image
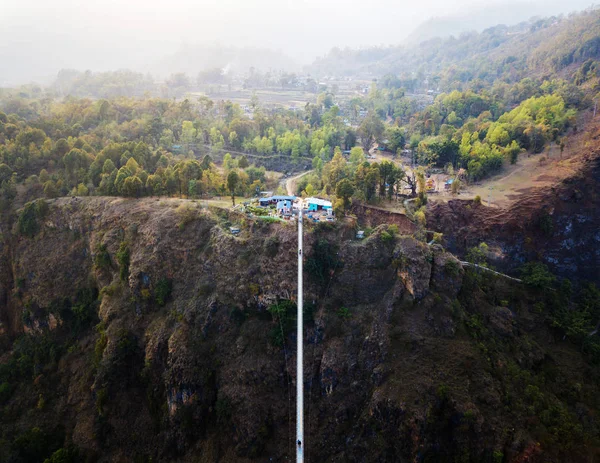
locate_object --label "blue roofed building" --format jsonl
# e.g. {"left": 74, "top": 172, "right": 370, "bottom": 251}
{"left": 259, "top": 195, "right": 297, "bottom": 207}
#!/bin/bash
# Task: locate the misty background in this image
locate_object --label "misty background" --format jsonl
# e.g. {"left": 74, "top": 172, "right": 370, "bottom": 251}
{"left": 0, "top": 0, "right": 596, "bottom": 85}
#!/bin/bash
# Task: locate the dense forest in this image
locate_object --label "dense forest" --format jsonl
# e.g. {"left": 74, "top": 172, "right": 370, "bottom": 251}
{"left": 0, "top": 7, "right": 597, "bottom": 217}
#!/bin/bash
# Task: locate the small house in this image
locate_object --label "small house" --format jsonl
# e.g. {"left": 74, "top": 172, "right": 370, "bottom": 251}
{"left": 229, "top": 227, "right": 240, "bottom": 235}
{"left": 276, "top": 199, "right": 293, "bottom": 215}
{"left": 356, "top": 230, "right": 365, "bottom": 239}
{"left": 305, "top": 197, "right": 332, "bottom": 212}
{"left": 259, "top": 195, "right": 297, "bottom": 207}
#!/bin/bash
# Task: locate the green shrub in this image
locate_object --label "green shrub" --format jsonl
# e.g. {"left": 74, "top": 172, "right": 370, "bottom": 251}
{"left": 380, "top": 231, "right": 392, "bottom": 242}
{"left": 258, "top": 216, "right": 282, "bottom": 224}
{"left": 17, "top": 203, "right": 38, "bottom": 237}
{"left": 43, "top": 447, "right": 79, "bottom": 463}
{"left": 116, "top": 242, "right": 130, "bottom": 282}
{"left": 381, "top": 224, "right": 399, "bottom": 242}
{"left": 17, "top": 200, "right": 50, "bottom": 238}
{"left": 520, "top": 262, "right": 556, "bottom": 288}
{"left": 466, "top": 242, "right": 489, "bottom": 267}
{"left": 2, "top": 334, "right": 62, "bottom": 382}
{"left": 436, "top": 383, "right": 449, "bottom": 401}
{"left": 336, "top": 307, "right": 352, "bottom": 320}
{"left": 444, "top": 259, "right": 460, "bottom": 277}
{"left": 94, "top": 244, "right": 111, "bottom": 270}
{"left": 465, "top": 314, "right": 486, "bottom": 339}
{"left": 268, "top": 300, "right": 297, "bottom": 346}
{"left": 154, "top": 278, "right": 172, "bottom": 306}
{"left": 176, "top": 203, "right": 196, "bottom": 229}
{"left": 70, "top": 288, "right": 99, "bottom": 331}
{"left": 414, "top": 208, "right": 426, "bottom": 227}
{"left": 96, "top": 387, "right": 108, "bottom": 415}
{"left": 473, "top": 195, "right": 482, "bottom": 205}
{"left": 94, "top": 330, "right": 108, "bottom": 368}
{"left": 100, "top": 282, "right": 120, "bottom": 298}
{"left": 533, "top": 302, "right": 545, "bottom": 313}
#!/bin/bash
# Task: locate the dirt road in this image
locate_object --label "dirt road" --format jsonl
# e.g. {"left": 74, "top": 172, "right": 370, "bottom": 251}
{"left": 285, "top": 170, "right": 314, "bottom": 196}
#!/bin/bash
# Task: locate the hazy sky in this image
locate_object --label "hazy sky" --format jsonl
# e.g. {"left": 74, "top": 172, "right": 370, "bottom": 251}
{"left": 0, "top": 0, "right": 595, "bottom": 84}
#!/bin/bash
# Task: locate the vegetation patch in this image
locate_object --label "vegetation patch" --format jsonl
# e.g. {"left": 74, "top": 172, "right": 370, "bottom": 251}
{"left": 17, "top": 200, "right": 49, "bottom": 238}
{"left": 154, "top": 278, "right": 172, "bottom": 306}
{"left": 116, "top": 242, "right": 130, "bottom": 282}
{"left": 306, "top": 239, "right": 340, "bottom": 284}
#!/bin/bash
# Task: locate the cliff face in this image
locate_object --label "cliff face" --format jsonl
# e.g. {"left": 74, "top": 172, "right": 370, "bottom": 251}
{"left": 427, "top": 148, "right": 600, "bottom": 284}
{"left": 0, "top": 197, "right": 598, "bottom": 462}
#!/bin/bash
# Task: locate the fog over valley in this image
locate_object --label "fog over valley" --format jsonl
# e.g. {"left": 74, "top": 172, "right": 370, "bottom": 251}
{"left": 0, "top": 0, "right": 596, "bottom": 85}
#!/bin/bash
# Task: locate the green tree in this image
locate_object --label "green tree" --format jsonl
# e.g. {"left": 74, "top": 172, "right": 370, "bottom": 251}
{"left": 223, "top": 153, "right": 234, "bottom": 171}
{"left": 335, "top": 178, "right": 355, "bottom": 211}
{"left": 504, "top": 140, "right": 521, "bottom": 164}
{"left": 43, "top": 181, "right": 59, "bottom": 199}
{"left": 102, "top": 159, "right": 116, "bottom": 174}
{"left": 181, "top": 121, "right": 197, "bottom": 151}
{"left": 0, "top": 164, "right": 12, "bottom": 183}
{"left": 75, "top": 183, "right": 89, "bottom": 196}
{"left": 54, "top": 138, "right": 70, "bottom": 157}
{"left": 359, "top": 113, "right": 385, "bottom": 151}
{"left": 122, "top": 176, "right": 143, "bottom": 197}
{"left": 349, "top": 146, "right": 365, "bottom": 165}
{"left": 146, "top": 174, "right": 164, "bottom": 196}
{"left": 227, "top": 170, "right": 239, "bottom": 206}
{"left": 238, "top": 155, "right": 250, "bottom": 169}
{"left": 385, "top": 126, "right": 406, "bottom": 153}
{"left": 114, "top": 166, "right": 131, "bottom": 194}
{"left": 116, "top": 242, "right": 130, "bottom": 282}
{"left": 200, "top": 154, "right": 213, "bottom": 170}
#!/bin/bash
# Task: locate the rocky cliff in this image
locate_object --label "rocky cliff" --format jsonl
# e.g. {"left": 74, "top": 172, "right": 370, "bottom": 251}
{"left": 428, "top": 147, "right": 600, "bottom": 284}
{"left": 0, "top": 197, "right": 598, "bottom": 462}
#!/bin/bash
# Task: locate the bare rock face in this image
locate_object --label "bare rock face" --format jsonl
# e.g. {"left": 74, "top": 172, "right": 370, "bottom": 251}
{"left": 2, "top": 197, "right": 596, "bottom": 463}
{"left": 395, "top": 236, "right": 433, "bottom": 300}
{"left": 489, "top": 306, "right": 515, "bottom": 337}
{"left": 332, "top": 230, "right": 397, "bottom": 304}
{"left": 430, "top": 246, "right": 464, "bottom": 299}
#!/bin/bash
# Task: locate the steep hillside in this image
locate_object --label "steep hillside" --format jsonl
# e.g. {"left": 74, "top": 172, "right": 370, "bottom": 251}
{"left": 310, "top": 8, "right": 600, "bottom": 82}
{"left": 427, "top": 135, "right": 600, "bottom": 284}
{"left": 0, "top": 197, "right": 599, "bottom": 462}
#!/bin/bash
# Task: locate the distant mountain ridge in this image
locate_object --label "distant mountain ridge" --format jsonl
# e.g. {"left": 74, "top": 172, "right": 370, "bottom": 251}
{"left": 405, "top": 0, "right": 597, "bottom": 45}
{"left": 309, "top": 7, "right": 600, "bottom": 82}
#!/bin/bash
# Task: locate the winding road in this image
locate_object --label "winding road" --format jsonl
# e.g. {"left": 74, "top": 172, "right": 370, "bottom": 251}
{"left": 285, "top": 170, "right": 314, "bottom": 196}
